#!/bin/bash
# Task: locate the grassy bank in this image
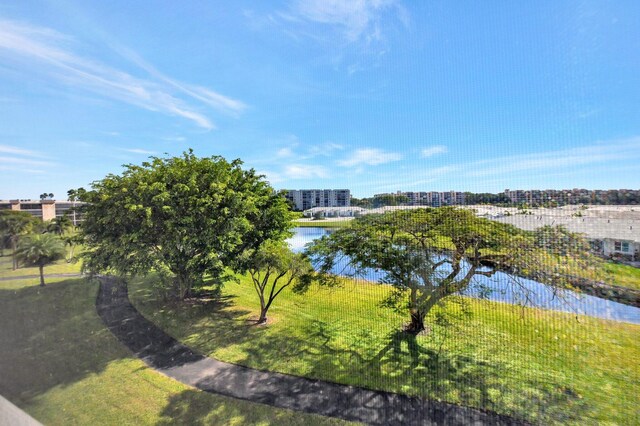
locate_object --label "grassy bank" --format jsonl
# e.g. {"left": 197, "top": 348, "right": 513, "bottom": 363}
{"left": 130, "top": 274, "right": 639, "bottom": 425}
{"left": 0, "top": 277, "right": 347, "bottom": 425}
{"left": 603, "top": 263, "right": 640, "bottom": 291}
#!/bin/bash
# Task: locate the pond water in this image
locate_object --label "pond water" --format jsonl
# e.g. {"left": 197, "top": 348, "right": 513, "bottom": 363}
{"left": 288, "top": 227, "right": 640, "bottom": 324}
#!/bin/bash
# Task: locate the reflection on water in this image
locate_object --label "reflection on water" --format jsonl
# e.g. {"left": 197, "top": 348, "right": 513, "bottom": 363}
{"left": 288, "top": 227, "right": 640, "bottom": 324}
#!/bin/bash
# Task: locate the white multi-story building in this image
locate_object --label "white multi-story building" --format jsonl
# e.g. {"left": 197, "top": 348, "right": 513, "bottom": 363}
{"left": 282, "top": 189, "right": 351, "bottom": 211}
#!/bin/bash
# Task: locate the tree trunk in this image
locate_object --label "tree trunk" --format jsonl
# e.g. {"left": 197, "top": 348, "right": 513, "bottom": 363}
{"left": 39, "top": 265, "right": 46, "bottom": 287}
{"left": 12, "top": 239, "right": 18, "bottom": 270}
{"left": 257, "top": 307, "right": 268, "bottom": 324}
{"left": 173, "top": 269, "right": 193, "bottom": 300}
{"left": 405, "top": 309, "right": 425, "bottom": 334}
{"left": 67, "top": 245, "right": 75, "bottom": 263}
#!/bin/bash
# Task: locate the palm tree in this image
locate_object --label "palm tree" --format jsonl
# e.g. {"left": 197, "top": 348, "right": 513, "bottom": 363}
{"left": 16, "top": 234, "right": 65, "bottom": 286}
{"left": 63, "top": 233, "right": 83, "bottom": 263}
{"left": 47, "top": 215, "right": 73, "bottom": 236}
{"left": 0, "top": 211, "right": 39, "bottom": 270}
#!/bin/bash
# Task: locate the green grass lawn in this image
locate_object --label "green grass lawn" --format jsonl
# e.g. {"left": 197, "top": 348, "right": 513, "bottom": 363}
{"left": 0, "top": 252, "right": 82, "bottom": 279}
{"left": 130, "top": 274, "right": 640, "bottom": 425}
{"left": 0, "top": 277, "right": 349, "bottom": 425}
{"left": 603, "top": 262, "right": 640, "bottom": 291}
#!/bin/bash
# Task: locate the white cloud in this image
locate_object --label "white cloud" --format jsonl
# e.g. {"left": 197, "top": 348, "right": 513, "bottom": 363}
{"left": 0, "top": 155, "right": 54, "bottom": 167}
{"left": 276, "top": 147, "right": 295, "bottom": 158}
{"left": 464, "top": 138, "right": 640, "bottom": 178}
{"left": 0, "top": 20, "right": 246, "bottom": 130}
{"left": 257, "top": 170, "right": 284, "bottom": 184}
{"left": 0, "top": 166, "right": 45, "bottom": 174}
{"left": 421, "top": 145, "right": 447, "bottom": 158}
{"left": 337, "top": 148, "right": 402, "bottom": 166}
{"left": 121, "top": 148, "right": 156, "bottom": 155}
{"left": 163, "top": 136, "right": 186, "bottom": 142}
{"left": 112, "top": 45, "right": 246, "bottom": 115}
{"left": 0, "top": 145, "right": 52, "bottom": 172}
{"left": 283, "top": 164, "right": 329, "bottom": 179}
{"left": 308, "top": 142, "right": 344, "bottom": 156}
{"left": 292, "top": 0, "right": 401, "bottom": 42}
{"left": 0, "top": 144, "right": 43, "bottom": 157}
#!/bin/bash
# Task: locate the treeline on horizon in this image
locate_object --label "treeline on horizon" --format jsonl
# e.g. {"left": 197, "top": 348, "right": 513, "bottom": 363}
{"left": 351, "top": 189, "right": 640, "bottom": 209}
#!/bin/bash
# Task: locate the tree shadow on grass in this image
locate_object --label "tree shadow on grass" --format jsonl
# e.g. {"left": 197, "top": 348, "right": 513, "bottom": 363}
{"left": 130, "top": 279, "right": 257, "bottom": 344}
{"left": 157, "top": 389, "right": 346, "bottom": 426}
{"left": 232, "top": 319, "right": 587, "bottom": 424}
{"left": 0, "top": 279, "right": 128, "bottom": 405}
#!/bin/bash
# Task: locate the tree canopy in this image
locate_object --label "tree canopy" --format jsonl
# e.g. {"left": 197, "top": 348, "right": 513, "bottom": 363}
{"left": 80, "top": 151, "right": 293, "bottom": 298}
{"left": 307, "top": 207, "right": 599, "bottom": 333}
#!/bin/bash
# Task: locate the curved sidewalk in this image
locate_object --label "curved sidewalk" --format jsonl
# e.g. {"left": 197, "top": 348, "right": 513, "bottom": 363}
{"left": 96, "top": 276, "right": 526, "bottom": 425}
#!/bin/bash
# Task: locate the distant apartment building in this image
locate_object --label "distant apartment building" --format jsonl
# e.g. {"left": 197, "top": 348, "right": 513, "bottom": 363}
{"left": 0, "top": 200, "right": 85, "bottom": 225}
{"left": 374, "top": 191, "right": 466, "bottom": 207}
{"left": 503, "top": 188, "right": 640, "bottom": 205}
{"left": 282, "top": 189, "right": 351, "bottom": 211}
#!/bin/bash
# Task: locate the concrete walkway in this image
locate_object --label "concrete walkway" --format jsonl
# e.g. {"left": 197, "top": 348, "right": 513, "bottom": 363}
{"left": 96, "top": 276, "right": 527, "bottom": 425}
{"left": 0, "top": 394, "right": 42, "bottom": 426}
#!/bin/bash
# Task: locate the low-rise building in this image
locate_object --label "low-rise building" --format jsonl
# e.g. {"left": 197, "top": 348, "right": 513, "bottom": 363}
{"left": 0, "top": 200, "right": 85, "bottom": 225}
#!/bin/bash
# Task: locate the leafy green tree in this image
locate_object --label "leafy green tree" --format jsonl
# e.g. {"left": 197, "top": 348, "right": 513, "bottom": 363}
{"left": 237, "top": 241, "right": 314, "bottom": 324}
{"left": 16, "top": 233, "right": 65, "bottom": 286}
{"left": 0, "top": 211, "right": 40, "bottom": 270}
{"left": 350, "top": 197, "right": 373, "bottom": 208}
{"left": 81, "top": 151, "right": 293, "bottom": 299}
{"left": 372, "top": 194, "right": 410, "bottom": 208}
{"left": 307, "top": 207, "right": 596, "bottom": 334}
{"left": 67, "top": 187, "right": 87, "bottom": 202}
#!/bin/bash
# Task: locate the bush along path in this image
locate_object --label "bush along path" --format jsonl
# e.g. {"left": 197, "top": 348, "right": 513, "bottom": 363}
{"left": 96, "top": 276, "right": 527, "bottom": 426}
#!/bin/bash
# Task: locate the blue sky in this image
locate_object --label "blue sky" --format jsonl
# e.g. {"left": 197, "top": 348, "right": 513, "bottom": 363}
{"left": 1, "top": 0, "right": 639, "bottom": 199}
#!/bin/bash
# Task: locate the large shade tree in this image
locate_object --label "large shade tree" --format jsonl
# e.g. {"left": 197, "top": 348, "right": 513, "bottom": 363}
{"left": 308, "top": 207, "right": 599, "bottom": 334}
{"left": 80, "top": 151, "right": 293, "bottom": 299}
{"left": 0, "top": 211, "right": 40, "bottom": 270}
{"left": 16, "top": 233, "right": 66, "bottom": 286}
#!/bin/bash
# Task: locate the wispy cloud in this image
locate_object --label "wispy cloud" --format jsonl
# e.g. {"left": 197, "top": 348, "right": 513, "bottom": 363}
{"left": 163, "top": 136, "right": 186, "bottom": 142}
{"left": 0, "top": 144, "right": 53, "bottom": 173}
{"left": 464, "top": 138, "right": 640, "bottom": 178}
{"left": 0, "top": 166, "right": 45, "bottom": 174}
{"left": 263, "top": 138, "right": 344, "bottom": 163}
{"left": 291, "top": 0, "right": 404, "bottom": 43}
{"left": 276, "top": 147, "right": 295, "bottom": 158}
{"left": 111, "top": 45, "right": 246, "bottom": 116}
{"left": 121, "top": 148, "right": 156, "bottom": 155}
{"left": 421, "top": 145, "right": 447, "bottom": 158}
{"left": 0, "top": 144, "right": 44, "bottom": 158}
{"left": 308, "top": 142, "right": 344, "bottom": 156}
{"left": 284, "top": 164, "right": 329, "bottom": 179}
{"left": 0, "top": 155, "right": 54, "bottom": 167}
{"left": 337, "top": 148, "right": 402, "bottom": 166}
{"left": 372, "top": 137, "right": 640, "bottom": 191}
{"left": 0, "top": 20, "right": 245, "bottom": 130}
